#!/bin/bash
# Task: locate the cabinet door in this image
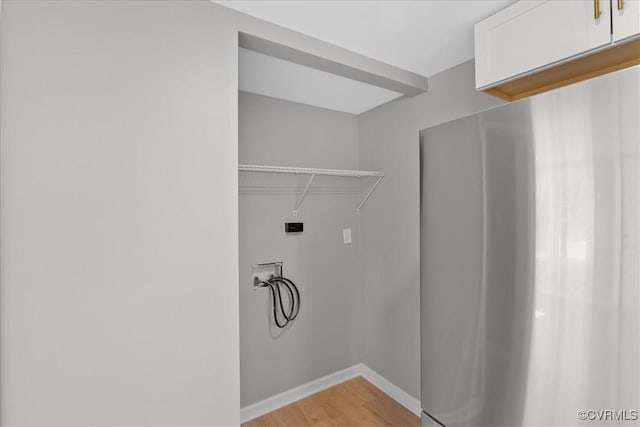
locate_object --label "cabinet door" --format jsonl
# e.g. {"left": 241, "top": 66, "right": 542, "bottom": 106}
{"left": 613, "top": 0, "right": 640, "bottom": 42}
{"left": 475, "top": 0, "right": 611, "bottom": 89}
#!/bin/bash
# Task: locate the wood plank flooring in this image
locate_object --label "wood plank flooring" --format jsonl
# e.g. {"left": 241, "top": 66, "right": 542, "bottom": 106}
{"left": 242, "top": 376, "right": 420, "bottom": 427}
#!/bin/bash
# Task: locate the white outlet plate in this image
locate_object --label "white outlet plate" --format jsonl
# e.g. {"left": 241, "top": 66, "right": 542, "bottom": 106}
{"left": 343, "top": 228, "right": 352, "bottom": 245}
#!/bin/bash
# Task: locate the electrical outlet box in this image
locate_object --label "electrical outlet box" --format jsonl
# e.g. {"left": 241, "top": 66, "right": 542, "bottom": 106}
{"left": 285, "top": 222, "right": 303, "bottom": 233}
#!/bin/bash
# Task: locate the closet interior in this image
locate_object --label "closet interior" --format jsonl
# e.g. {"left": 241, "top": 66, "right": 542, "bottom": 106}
{"left": 238, "top": 43, "right": 393, "bottom": 413}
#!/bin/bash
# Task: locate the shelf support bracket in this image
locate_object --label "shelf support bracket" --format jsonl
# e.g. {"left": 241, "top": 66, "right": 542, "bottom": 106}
{"left": 293, "top": 173, "right": 315, "bottom": 216}
{"left": 356, "top": 175, "right": 384, "bottom": 214}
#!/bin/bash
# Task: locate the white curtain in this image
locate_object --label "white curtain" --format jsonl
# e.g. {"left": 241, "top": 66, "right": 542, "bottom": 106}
{"left": 523, "top": 69, "right": 640, "bottom": 426}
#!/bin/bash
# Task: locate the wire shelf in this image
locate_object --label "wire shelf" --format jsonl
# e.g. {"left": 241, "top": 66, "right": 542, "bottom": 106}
{"left": 238, "top": 164, "right": 383, "bottom": 177}
{"left": 238, "top": 164, "right": 384, "bottom": 214}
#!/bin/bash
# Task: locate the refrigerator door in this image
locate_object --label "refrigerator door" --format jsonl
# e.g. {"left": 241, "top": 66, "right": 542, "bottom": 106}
{"left": 420, "top": 66, "right": 640, "bottom": 426}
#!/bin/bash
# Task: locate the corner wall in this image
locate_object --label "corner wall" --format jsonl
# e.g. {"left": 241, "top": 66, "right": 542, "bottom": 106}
{"left": 357, "top": 60, "right": 505, "bottom": 399}
{"left": 239, "top": 92, "right": 363, "bottom": 406}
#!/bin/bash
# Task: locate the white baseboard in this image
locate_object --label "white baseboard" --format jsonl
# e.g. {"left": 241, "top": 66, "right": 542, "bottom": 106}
{"left": 240, "top": 364, "right": 362, "bottom": 423}
{"left": 359, "top": 364, "right": 421, "bottom": 417}
{"left": 240, "top": 363, "right": 421, "bottom": 423}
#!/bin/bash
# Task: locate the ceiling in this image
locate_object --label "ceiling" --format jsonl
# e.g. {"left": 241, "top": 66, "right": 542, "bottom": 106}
{"left": 223, "top": 0, "right": 513, "bottom": 114}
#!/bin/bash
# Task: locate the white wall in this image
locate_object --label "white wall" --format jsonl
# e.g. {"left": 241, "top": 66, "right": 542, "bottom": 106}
{"left": 239, "top": 92, "right": 362, "bottom": 406}
{"left": 358, "top": 60, "right": 505, "bottom": 399}
{"left": 0, "top": 1, "right": 239, "bottom": 425}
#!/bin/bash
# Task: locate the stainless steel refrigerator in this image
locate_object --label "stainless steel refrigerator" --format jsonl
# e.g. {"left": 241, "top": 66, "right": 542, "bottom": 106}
{"left": 420, "top": 66, "right": 640, "bottom": 427}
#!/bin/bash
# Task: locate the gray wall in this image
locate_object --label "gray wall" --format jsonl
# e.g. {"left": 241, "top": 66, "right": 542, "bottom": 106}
{"left": 1, "top": 2, "right": 240, "bottom": 425}
{"left": 239, "top": 92, "right": 363, "bottom": 406}
{"left": 358, "top": 60, "right": 505, "bottom": 399}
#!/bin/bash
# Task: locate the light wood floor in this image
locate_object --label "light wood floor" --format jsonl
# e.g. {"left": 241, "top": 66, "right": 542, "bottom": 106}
{"left": 242, "top": 376, "right": 420, "bottom": 427}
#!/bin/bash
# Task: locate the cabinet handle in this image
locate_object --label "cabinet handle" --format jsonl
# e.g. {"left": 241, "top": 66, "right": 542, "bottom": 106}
{"left": 594, "top": 0, "right": 601, "bottom": 19}
{"left": 618, "top": 0, "right": 624, "bottom": 10}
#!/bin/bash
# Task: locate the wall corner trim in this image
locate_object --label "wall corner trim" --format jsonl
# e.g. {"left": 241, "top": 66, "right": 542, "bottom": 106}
{"left": 359, "top": 364, "right": 422, "bottom": 416}
{"left": 240, "top": 364, "right": 421, "bottom": 423}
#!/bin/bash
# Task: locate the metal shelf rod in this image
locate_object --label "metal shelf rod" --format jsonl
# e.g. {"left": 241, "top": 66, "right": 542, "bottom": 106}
{"left": 294, "top": 173, "right": 315, "bottom": 216}
{"left": 356, "top": 174, "right": 384, "bottom": 214}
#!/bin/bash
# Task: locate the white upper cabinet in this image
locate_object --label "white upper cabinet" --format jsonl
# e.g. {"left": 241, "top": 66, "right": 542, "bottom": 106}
{"left": 475, "top": 1, "right": 612, "bottom": 89}
{"left": 613, "top": 0, "right": 640, "bottom": 42}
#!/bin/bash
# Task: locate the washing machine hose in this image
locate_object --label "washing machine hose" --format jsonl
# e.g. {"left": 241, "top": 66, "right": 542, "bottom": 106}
{"left": 256, "top": 276, "right": 301, "bottom": 328}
